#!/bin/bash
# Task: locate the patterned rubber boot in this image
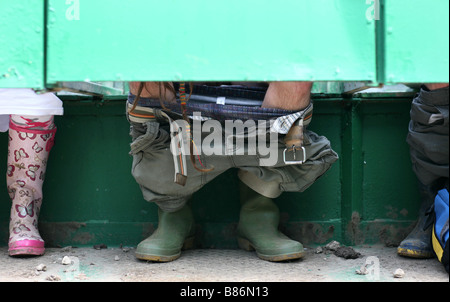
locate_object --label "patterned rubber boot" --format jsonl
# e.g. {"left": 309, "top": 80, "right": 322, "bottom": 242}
{"left": 7, "top": 115, "right": 56, "bottom": 257}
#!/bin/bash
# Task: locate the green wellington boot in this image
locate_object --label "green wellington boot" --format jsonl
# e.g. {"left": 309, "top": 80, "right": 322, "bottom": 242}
{"left": 397, "top": 180, "right": 444, "bottom": 258}
{"left": 135, "top": 205, "right": 195, "bottom": 262}
{"left": 237, "top": 182, "right": 305, "bottom": 262}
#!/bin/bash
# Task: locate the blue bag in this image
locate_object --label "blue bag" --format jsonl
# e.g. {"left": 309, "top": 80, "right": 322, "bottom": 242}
{"left": 430, "top": 187, "right": 449, "bottom": 273}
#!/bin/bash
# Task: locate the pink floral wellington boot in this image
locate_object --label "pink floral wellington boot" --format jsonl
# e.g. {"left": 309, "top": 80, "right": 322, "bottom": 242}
{"left": 7, "top": 116, "right": 56, "bottom": 256}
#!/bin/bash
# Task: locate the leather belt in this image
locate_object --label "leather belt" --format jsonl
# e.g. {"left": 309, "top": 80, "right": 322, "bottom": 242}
{"left": 283, "top": 102, "right": 313, "bottom": 165}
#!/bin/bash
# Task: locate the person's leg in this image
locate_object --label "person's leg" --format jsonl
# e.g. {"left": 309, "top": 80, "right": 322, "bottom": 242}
{"left": 128, "top": 81, "right": 316, "bottom": 263}
{"left": 262, "top": 81, "right": 313, "bottom": 111}
{"left": 236, "top": 127, "right": 338, "bottom": 262}
{"left": 7, "top": 115, "right": 56, "bottom": 256}
{"left": 237, "top": 180, "right": 305, "bottom": 262}
{"left": 127, "top": 86, "right": 219, "bottom": 262}
{"left": 135, "top": 203, "right": 196, "bottom": 262}
{"left": 425, "top": 83, "right": 449, "bottom": 91}
{"left": 229, "top": 81, "right": 312, "bottom": 261}
{"left": 398, "top": 83, "right": 449, "bottom": 258}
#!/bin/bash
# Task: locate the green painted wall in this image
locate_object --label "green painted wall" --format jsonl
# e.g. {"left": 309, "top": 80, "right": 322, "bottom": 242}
{"left": 0, "top": 1, "right": 45, "bottom": 89}
{"left": 46, "top": 0, "right": 376, "bottom": 84}
{"left": 0, "top": 93, "right": 421, "bottom": 248}
{"left": 2, "top": 1, "right": 448, "bottom": 87}
{"left": 383, "top": 0, "right": 449, "bottom": 83}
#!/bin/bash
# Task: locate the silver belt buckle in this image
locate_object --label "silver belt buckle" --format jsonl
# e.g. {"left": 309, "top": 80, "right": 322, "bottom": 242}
{"left": 283, "top": 146, "right": 306, "bottom": 165}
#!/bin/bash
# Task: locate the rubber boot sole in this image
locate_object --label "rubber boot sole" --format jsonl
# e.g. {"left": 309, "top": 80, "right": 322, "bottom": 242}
{"left": 9, "top": 247, "right": 45, "bottom": 257}
{"left": 238, "top": 237, "right": 305, "bottom": 262}
{"left": 135, "top": 237, "right": 195, "bottom": 263}
{"left": 397, "top": 247, "right": 434, "bottom": 259}
{"left": 9, "top": 240, "right": 45, "bottom": 257}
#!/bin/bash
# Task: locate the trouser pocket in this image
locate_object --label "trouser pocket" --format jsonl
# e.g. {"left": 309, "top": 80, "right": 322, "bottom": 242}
{"left": 407, "top": 89, "right": 449, "bottom": 185}
{"left": 129, "top": 121, "right": 169, "bottom": 155}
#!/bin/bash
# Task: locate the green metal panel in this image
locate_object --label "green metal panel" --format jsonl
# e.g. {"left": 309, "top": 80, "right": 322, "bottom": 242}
{"left": 1, "top": 1, "right": 448, "bottom": 89}
{"left": 0, "top": 1, "right": 45, "bottom": 89}
{"left": 383, "top": 0, "right": 449, "bottom": 84}
{"left": 340, "top": 98, "right": 365, "bottom": 244}
{"left": 46, "top": 0, "right": 377, "bottom": 84}
{"left": 359, "top": 99, "right": 420, "bottom": 244}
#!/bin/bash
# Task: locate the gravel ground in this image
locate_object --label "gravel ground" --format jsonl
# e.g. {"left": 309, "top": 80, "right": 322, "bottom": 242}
{"left": 0, "top": 244, "right": 448, "bottom": 283}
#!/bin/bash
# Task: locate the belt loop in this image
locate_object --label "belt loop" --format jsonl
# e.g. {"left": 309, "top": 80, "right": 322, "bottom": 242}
{"left": 153, "top": 108, "right": 167, "bottom": 123}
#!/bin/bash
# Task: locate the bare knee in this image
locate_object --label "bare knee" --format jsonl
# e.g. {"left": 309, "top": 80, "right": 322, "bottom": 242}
{"left": 262, "top": 82, "right": 312, "bottom": 111}
{"left": 425, "top": 83, "right": 449, "bottom": 91}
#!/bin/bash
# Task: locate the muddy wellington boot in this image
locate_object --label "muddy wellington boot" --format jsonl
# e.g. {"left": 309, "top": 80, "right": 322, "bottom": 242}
{"left": 397, "top": 180, "right": 445, "bottom": 258}
{"left": 237, "top": 183, "right": 305, "bottom": 262}
{"left": 135, "top": 205, "right": 195, "bottom": 262}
